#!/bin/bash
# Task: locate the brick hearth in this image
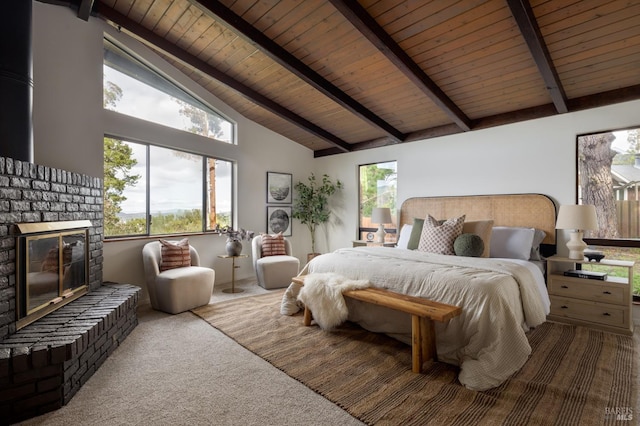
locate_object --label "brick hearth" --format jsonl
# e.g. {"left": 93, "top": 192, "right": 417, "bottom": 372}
{"left": 0, "top": 156, "right": 141, "bottom": 423}
{"left": 0, "top": 284, "right": 140, "bottom": 424}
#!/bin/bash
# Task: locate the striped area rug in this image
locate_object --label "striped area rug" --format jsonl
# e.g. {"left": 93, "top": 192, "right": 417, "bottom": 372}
{"left": 192, "top": 291, "right": 637, "bottom": 426}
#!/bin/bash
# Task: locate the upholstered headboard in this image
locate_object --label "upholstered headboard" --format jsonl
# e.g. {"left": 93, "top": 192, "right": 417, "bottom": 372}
{"left": 399, "top": 193, "right": 556, "bottom": 245}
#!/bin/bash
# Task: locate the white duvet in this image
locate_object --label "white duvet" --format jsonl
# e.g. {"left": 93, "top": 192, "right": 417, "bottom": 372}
{"left": 281, "top": 247, "right": 550, "bottom": 391}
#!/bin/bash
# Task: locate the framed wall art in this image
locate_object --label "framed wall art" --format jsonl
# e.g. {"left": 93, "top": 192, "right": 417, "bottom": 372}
{"left": 266, "top": 206, "right": 292, "bottom": 236}
{"left": 266, "top": 172, "right": 292, "bottom": 204}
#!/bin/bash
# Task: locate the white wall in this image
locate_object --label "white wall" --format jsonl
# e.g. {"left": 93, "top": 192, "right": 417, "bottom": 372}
{"left": 316, "top": 99, "right": 640, "bottom": 255}
{"left": 31, "top": 1, "right": 640, "bottom": 297}
{"left": 31, "top": 2, "right": 316, "bottom": 297}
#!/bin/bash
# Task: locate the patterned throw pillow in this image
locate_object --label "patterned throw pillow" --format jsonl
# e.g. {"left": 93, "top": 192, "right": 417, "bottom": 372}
{"left": 261, "top": 232, "right": 286, "bottom": 256}
{"left": 159, "top": 238, "right": 191, "bottom": 271}
{"left": 418, "top": 214, "right": 466, "bottom": 255}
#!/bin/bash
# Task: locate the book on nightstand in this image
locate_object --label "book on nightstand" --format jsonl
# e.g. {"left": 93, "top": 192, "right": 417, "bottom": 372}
{"left": 563, "top": 270, "right": 608, "bottom": 280}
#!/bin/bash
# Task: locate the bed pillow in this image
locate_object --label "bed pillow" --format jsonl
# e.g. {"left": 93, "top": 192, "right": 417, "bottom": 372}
{"left": 462, "top": 220, "right": 494, "bottom": 257}
{"left": 529, "top": 229, "right": 547, "bottom": 260}
{"left": 261, "top": 232, "right": 286, "bottom": 256}
{"left": 159, "top": 238, "right": 191, "bottom": 271}
{"left": 418, "top": 214, "right": 465, "bottom": 255}
{"left": 454, "top": 233, "right": 485, "bottom": 257}
{"left": 396, "top": 224, "right": 412, "bottom": 249}
{"left": 407, "top": 218, "right": 425, "bottom": 250}
{"left": 489, "top": 227, "right": 535, "bottom": 260}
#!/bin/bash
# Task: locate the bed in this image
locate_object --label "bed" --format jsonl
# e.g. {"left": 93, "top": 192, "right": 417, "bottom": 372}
{"left": 281, "top": 194, "right": 557, "bottom": 391}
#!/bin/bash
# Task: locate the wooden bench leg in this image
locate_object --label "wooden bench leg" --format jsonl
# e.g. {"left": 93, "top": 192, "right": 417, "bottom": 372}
{"left": 412, "top": 315, "right": 437, "bottom": 373}
{"left": 303, "top": 306, "right": 313, "bottom": 326}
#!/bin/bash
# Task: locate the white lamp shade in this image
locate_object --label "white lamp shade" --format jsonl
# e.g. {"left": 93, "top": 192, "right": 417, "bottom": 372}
{"left": 555, "top": 205, "right": 598, "bottom": 231}
{"left": 371, "top": 207, "right": 392, "bottom": 224}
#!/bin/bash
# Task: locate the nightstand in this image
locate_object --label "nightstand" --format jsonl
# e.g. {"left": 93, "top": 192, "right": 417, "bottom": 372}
{"left": 352, "top": 240, "right": 396, "bottom": 248}
{"left": 546, "top": 255, "right": 634, "bottom": 335}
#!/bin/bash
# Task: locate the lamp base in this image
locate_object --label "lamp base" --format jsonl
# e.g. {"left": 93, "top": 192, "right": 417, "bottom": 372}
{"left": 566, "top": 230, "right": 587, "bottom": 260}
{"left": 375, "top": 225, "right": 386, "bottom": 243}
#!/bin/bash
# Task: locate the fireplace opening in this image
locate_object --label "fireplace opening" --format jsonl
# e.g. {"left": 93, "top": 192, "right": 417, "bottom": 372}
{"left": 16, "top": 220, "right": 92, "bottom": 329}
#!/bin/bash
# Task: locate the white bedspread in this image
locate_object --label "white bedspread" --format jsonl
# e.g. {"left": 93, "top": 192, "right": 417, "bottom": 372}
{"left": 281, "top": 247, "right": 550, "bottom": 391}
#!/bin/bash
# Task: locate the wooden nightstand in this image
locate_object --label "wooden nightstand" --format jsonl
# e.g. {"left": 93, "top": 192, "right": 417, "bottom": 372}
{"left": 352, "top": 240, "right": 396, "bottom": 248}
{"left": 546, "top": 255, "right": 634, "bottom": 335}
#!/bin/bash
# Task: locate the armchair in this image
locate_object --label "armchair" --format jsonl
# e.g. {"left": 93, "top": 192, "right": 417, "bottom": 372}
{"left": 142, "top": 241, "right": 215, "bottom": 314}
{"left": 252, "top": 234, "right": 300, "bottom": 289}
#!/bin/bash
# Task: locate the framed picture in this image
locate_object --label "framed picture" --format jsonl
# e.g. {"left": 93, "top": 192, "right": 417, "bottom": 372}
{"left": 266, "top": 206, "right": 292, "bottom": 236}
{"left": 266, "top": 172, "right": 292, "bottom": 204}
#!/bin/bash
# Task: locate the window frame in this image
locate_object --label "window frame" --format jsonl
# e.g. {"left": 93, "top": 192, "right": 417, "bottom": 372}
{"left": 357, "top": 161, "right": 398, "bottom": 241}
{"left": 103, "top": 136, "right": 235, "bottom": 240}
{"left": 577, "top": 125, "right": 640, "bottom": 249}
{"left": 103, "top": 37, "right": 236, "bottom": 145}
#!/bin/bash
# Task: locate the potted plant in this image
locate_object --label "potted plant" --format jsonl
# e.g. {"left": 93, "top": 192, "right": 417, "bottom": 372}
{"left": 292, "top": 173, "right": 342, "bottom": 260}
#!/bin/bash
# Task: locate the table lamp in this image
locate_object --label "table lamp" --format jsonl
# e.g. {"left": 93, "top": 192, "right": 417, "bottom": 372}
{"left": 371, "top": 207, "right": 392, "bottom": 243}
{"left": 555, "top": 204, "right": 598, "bottom": 260}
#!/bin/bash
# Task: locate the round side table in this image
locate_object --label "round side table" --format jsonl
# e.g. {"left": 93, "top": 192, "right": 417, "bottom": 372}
{"left": 217, "top": 254, "right": 248, "bottom": 293}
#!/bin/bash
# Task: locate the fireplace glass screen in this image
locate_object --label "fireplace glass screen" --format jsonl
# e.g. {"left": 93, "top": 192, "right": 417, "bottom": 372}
{"left": 17, "top": 229, "right": 88, "bottom": 325}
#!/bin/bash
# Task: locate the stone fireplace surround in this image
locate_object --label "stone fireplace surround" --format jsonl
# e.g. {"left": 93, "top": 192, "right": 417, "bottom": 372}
{"left": 0, "top": 156, "right": 140, "bottom": 423}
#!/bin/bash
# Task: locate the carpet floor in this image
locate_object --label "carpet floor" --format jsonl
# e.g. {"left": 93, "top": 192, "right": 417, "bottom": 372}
{"left": 193, "top": 290, "right": 638, "bottom": 426}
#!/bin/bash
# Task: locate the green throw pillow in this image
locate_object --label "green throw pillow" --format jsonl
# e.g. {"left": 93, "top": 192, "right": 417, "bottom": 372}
{"left": 407, "top": 218, "right": 424, "bottom": 250}
{"left": 454, "top": 233, "right": 484, "bottom": 257}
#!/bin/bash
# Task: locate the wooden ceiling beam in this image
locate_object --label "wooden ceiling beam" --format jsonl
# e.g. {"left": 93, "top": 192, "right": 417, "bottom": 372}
{"left": 97, "top": 5, "right": 352, "bottom": 153}
{"left": 328, "top": 0, "right": 473, "bottom": 132}
{"left": 315, "top": 85, "right": 640, "bottom": 157}
{"left": 189, "top": 0, "right": 405, "bottom": 142}
{"left": 506, "top": 0, "right": 568, "bottom": 114}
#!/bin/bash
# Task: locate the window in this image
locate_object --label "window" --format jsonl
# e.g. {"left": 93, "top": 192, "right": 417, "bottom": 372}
{"left": 577, "top": 127, "right": 640, "bottom": 297}
{"left": 358, "top": 161, "right": 397, "bottom": 241}
{"left": 103, "top": 38, "right": 234, "bottom": 143}
{"left": 104, "top": 137, "right": 232, "bottom": 238}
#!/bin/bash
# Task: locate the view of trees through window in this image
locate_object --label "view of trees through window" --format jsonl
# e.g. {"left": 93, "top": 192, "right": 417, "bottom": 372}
{"left": 359, "top": 162, "right": 397, "bottom": 242}
{"left": 103, "top": 39, "right": 233, "bottom": 143}
{"left": 577, "top": 127, "right": 640, "bottom": 296}
{"left": 103, "top": 138, "right": 232, "bottom": 237}
{"left": 103, "top": 38, "right": 233, "bottom": 238}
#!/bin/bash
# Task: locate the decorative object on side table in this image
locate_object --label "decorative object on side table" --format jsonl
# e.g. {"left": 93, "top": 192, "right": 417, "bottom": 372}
{"left": 215, "top": 225, "right": 254, "bottom": 256}
{"left": 371, "top": 207, "right": 392, "bottom": 243}
{"left": 555, "top": 204, "right": 598, "bottom": 260}
{"left": 584, "top": 249, "right": 605, "bottom": 262}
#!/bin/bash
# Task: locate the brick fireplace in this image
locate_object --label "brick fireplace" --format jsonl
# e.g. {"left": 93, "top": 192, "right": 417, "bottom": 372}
{"left": 0, "top": 156, "right": 140, "bottom": 423}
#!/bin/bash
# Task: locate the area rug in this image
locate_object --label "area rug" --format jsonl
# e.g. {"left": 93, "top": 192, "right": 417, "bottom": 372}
{"left": 192, "top": 291, "right": 637, "bottom": 426}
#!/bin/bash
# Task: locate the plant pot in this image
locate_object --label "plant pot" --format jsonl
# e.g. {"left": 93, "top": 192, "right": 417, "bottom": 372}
{"left": 307, "top": 253, "right": 321, "bottom": 262}
{"left": 225, "top": 240, "right": 243, "bottom": 256}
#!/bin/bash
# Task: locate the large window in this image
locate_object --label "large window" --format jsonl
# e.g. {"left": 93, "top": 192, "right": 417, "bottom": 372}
{"left": 577, "top": 127, "right": 640, "bottom": 297}
{"left": 103, "top": 37, "right": 235, "bottom": 239}
{"left": 358, "top": 161, "right": 397, "bottom": 242}
{"left": 103, "top": 38, "right": 234, "bottom": 143}
{"left": 104, "top": 137, "right": 232, "bottom": 238}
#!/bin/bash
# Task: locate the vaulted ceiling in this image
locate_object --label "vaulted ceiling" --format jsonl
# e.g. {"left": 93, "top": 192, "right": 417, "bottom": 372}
{"left": 50, "top": 0, "right": 640, "bottom": 157}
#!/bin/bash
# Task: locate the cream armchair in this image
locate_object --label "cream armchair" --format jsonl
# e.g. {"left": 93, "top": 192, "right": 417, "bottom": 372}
{"left": 142, "top": 241, "right": 215, "bottom": 314}
{"left": 252, "top": 235, "right": 300, "bottom": 289}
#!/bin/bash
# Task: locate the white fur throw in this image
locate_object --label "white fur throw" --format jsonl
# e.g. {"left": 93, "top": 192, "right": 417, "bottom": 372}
{"left": 297, "top": 272, "right": 369, "bottom": 330}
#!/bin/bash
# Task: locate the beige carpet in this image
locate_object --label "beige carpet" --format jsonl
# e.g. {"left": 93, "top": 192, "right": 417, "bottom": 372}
{"left": 193, "top": 291, "right": 638, "bottom": 426}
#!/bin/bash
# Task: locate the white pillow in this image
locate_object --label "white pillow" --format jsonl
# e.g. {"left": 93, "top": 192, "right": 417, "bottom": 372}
{"left": 490, "top": 227, "right": 535, "bottom": 260}
{"left": 396, "top": 224, "right": 412, "bottom": 249}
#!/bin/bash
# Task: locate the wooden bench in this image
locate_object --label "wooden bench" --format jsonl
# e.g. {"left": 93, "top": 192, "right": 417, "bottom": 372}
{"left": 291, "top": 275, "right": 462, "bottom": 373}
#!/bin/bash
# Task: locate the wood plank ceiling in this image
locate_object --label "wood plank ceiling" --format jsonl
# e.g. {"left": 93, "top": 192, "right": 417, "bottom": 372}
{"left": 54, "top": 0, "right": 640, "bottom": 156}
